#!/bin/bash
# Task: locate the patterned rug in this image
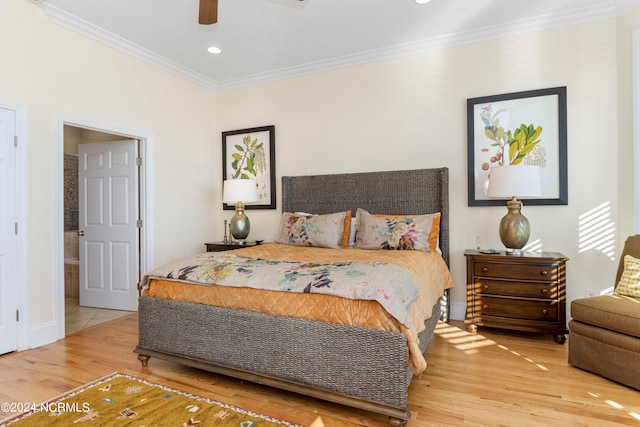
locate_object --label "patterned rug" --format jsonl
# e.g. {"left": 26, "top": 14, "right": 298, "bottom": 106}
{"left": 0, "top": 372, "right": 302, "bottom": 426}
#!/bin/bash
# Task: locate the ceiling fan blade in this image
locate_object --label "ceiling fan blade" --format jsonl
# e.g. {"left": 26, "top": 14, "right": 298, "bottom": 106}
{"left": 199, "top": 0, "right": 218, "bottom": 25}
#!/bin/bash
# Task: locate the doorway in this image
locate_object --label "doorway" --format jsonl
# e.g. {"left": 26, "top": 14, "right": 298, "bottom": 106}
{"left": 63, "top": 127, "right": 135, "bottom": 333}
{"left": 56, "top": 118, "right": 153, "bottom": 339}
{"left": 0, "top": 107, "right": 18, "bottom": 354}
{"left": 0, "top": 99, "right": 28, "bottom": 354}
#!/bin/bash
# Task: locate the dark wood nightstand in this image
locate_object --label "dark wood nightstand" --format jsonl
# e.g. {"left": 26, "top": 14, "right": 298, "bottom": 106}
{"left": 204, "top": 241, "right": 263, "bottom": 252}
{"left": 464, "top": 249, "right": 569, "bottom": 344}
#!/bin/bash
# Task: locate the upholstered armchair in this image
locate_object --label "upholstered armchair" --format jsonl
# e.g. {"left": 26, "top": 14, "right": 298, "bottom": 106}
{"left": 568, "top": 235, "right": 640, "bottom": 390}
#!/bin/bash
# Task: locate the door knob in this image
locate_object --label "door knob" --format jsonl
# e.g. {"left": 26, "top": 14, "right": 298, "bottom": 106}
{"left": 77, "top": 230, "right": 85, "bottom": 236}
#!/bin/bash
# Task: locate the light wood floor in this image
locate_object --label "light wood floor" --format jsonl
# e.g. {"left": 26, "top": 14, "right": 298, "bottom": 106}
{"left": 1, "top": 316, "right": 638, "bottom": 426}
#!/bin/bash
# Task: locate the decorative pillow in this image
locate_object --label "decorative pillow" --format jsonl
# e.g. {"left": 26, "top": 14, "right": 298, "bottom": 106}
{"left": 615, "top": 254, "right": 640, "bottom": 297}
{"left": 354, "top": 208, "right": 434, "bottom": 252}
{"left": 276, "top": 211, "right": 349, "bottom": 249}
{"left": 348, "top": 217, "right": 357, "bottom": 246}
{"left": 372, "top": 211, "right": 441, "bottom": 253}
{"left": 340, "top": 211, "right": 352, "bottom": 248}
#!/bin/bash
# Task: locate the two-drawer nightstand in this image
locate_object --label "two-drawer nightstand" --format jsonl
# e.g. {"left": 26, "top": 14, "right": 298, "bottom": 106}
{"left": 464, "top": 249, "right": 569, "bottom": 344}
{"left": 204, "top": 240, "right": 263, "bottom": 252}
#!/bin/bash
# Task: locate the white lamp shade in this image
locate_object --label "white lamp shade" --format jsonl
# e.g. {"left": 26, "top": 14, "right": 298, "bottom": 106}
{"left": 223, "top": 179, "right": 259, "bottom": 204}
{"left": 487, "top": 165, "right": 542, "bottom": 198}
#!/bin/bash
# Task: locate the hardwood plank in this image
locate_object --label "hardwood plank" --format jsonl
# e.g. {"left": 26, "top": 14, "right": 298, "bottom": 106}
{"left": 0, "top": 316, "right": 638, "bottom": 426}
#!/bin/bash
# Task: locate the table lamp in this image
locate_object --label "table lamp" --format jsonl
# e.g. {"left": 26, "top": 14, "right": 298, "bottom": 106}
{"left": 487, "top": 165, "right": 542, "bottom": 255}
{"left": 223, "top": 179, "right": 258, "bottom": 241}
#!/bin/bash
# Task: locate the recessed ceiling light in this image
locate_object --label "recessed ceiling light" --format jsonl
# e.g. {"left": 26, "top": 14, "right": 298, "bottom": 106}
{"left": 207, "top": 46, "right": 222, "bottom": 54}
{"left": 415, "top": 0, "right": 432, "bottom": 4}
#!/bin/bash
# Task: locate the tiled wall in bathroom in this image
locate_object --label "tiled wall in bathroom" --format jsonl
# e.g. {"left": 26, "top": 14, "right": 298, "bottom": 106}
{"left": 64, "top": 154, "right": 79, "bottom": 231}
{"left": 64, "top": 231, "right": 79, "bottom": 260}
{"left": 64, "top": 264, "right": 79, "bottom": 298}
{"left": 64, "top": 231, "right": 79, "bottom": 298}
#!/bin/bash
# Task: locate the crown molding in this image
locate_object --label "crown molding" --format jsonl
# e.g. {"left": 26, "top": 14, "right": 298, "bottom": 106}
{"left": 40, "top": 3, "right": 220, "bottom": 91}
{"left": 217, "top": 2, "right": 617, "bottom": 90}
{"left": 40, "top": 2, "right": 618, "bottom": 92}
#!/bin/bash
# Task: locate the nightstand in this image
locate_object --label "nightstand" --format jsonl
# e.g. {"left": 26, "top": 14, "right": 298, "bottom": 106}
{"left": 204, "top": 241, "right": 263, "bottom": 252}
{"left": 464, "top": 249, "right": 569, "bottom": 344}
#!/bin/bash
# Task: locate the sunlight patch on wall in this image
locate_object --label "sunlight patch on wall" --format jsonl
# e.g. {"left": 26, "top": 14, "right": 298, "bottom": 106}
{"left": 578, "top": 201, "right": 616, "bottom": 260}
{"left": 523, "top": 238, "right": 542, "bottom": 253}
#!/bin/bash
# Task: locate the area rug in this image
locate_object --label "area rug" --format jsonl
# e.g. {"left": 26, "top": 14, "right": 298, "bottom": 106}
{"left": 0, "top": 372, "right": 302, "bottom": 426}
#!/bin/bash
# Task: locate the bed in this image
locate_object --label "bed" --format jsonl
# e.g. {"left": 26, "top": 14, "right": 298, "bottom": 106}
{"left": 135, "top": 167, "right": 453, "bottom": 426}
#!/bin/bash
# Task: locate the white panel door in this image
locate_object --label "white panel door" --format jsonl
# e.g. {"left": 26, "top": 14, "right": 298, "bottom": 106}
{"left": 0, "top": 107, "right": 17, "bottom": 354}
{"left": 79, "top": 140, "right": 139, "bottom": 311}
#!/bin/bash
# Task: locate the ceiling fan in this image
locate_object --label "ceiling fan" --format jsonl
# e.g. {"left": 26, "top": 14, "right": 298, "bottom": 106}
{"left": 199, "top": 0, "right": 218, "bottom": 25}
{"left": 199, "top": 0, "right": 305, "bottom": 25}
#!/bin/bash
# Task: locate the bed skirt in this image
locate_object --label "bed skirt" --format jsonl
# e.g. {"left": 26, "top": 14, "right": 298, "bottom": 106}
{"left": 135, "top": 296, "right": 441, "bottom": 424}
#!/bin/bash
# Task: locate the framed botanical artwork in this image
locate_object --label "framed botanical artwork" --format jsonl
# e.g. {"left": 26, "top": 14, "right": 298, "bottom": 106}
{"left": 467, "top": 86, "right": 568, "bottom": 206}
{"left": 222, "top": 125, "right": 276, "bottom": 210}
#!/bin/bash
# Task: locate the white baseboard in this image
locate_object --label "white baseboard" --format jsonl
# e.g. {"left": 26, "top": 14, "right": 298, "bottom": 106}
{"left": 28, "top": 321, "right": 57, "bottom": 349}
{"left": 449, "top": 302, "right": 466, "bottom": 321}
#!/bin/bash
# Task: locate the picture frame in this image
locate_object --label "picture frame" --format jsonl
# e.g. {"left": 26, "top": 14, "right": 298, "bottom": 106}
{"left": 222, "top": 125, "right": 276, "bottom": 210}
{"left": 467, "top": 86, "right": 568, "bottom": 206}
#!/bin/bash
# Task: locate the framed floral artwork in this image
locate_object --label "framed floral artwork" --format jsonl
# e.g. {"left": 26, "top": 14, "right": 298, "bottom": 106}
{"left": 222, "top": 125, "right": 276, "bottom": 210}
{"left": 467, "top": 87, "right": 568, "bottom": 206}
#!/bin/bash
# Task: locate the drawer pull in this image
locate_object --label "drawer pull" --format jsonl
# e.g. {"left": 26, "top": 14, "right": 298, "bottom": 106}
{"left": 482, "top": 267, "right": 489, "bottom": 273}
{"left": 483, "top": 304, "right": 489, "bottom": 310}
{"left": 542, "top": 309, "right": 549, "bottom": 315}
{"left": 541, "top": 289, "right": 549, "bottom": 295}
{"left": 483, "top": 284, "right": 489, "bottom": 290}
{"left": 540, "top": 270, "right": 549, "bottom": 276}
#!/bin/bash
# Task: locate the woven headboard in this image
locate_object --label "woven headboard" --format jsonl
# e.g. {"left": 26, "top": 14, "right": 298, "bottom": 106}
{"left": 281, "top": 168, "right": 449, "bottom": 267}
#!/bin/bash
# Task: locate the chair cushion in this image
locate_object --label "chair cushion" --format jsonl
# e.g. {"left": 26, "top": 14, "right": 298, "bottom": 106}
{"left": 615, "top": 254, "right": 640, "bottom": 297}
{"left": 615, "top": 235, "right": 640, "bottom": 285}
{"left": 571, "top": 295, "right": 640, "bottom": 339}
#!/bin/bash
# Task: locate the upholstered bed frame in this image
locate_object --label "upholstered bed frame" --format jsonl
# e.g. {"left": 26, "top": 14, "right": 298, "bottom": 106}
{"left": 135, "top": 167, "right": 450, "bottom": 426}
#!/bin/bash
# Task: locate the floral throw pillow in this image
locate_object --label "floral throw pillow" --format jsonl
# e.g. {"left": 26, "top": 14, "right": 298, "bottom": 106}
{"left": 372, "top": 211, "right": 441, "bottom": 253}
{"left": 275, "top": 211, "right": 348, "bottom": 249}
{"left": 615, "top": 254, "right": 640, "bottom": 297}
{"left": 354, "top": 208, "right": 432, "bottom": 252}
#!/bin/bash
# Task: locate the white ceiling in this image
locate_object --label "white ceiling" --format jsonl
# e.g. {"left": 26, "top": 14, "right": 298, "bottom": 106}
{"left": 36, "top": 0, "right": 635, "bottom": 91}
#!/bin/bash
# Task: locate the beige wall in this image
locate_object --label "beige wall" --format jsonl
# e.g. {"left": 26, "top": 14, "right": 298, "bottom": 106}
{"left": 1, "top": 0, "right": 218, "bottom": 334}
{"left": 617, "top": 7, "right": 640, "bottom": 238}
{"left": 217, "top": 18, "right": 625, "bottom": 319}
{"left": 2, "top": 0, "right": 639, "bottom": 345}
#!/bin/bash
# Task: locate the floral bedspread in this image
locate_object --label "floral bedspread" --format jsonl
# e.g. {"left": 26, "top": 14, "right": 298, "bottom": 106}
{"left": 143, "top": 251, "right": 420, "bottom": 327}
